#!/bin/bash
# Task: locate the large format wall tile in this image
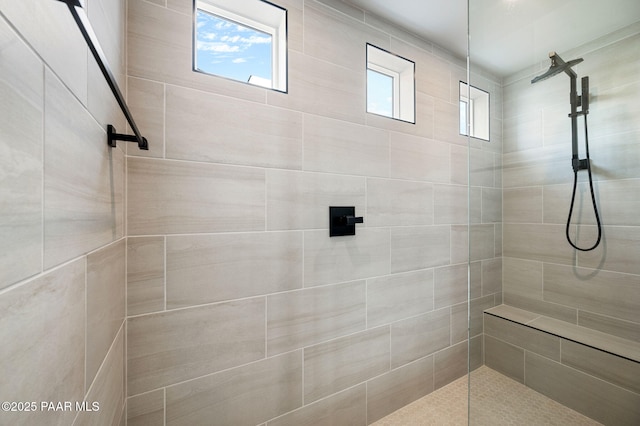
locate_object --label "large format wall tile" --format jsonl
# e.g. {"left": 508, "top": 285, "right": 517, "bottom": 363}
{"left": 166, "top": 84, "right": 303, "bottom": 169}
{"left": 544, "top": 263, "right": 640, "bottom": 323}
{"left": 127, "top": 77, "right": 165, "bottom": 159}
{"left": 561, "top": 339, "right": 640, "bottom": 394}
{"left": 434, "top": 184, "right": 470, "bottom": 225}
{"left": 127, "top": 389, "right": 164, "bottom": 426}
{"left": 267, "top": 281, "right": 365, "bottom": 356}
{"left": 166, "top": 351, "right": 302, "bottom": 426}
{"left": 484, "top": 335, "right": 524, "bottom": 383}
{"left": 304, "top": 229, "right": 390, "bottom": 287}
{"left": 389, "top": 132, "right": 450, "bottom": 183}
{"left": 526, "top": 352, "right": 640, "bottom": 426}
{"left": 167, "top": 232, "right": 302, "bottom": 307}
{"left": 127, "top": 298, "right": 265, "bottom": 395}
{"left": 0, "top": 260, "right": 85, "bottom": 426}
{"left": 434, "top": 340, "right": 474, "bottom": 390}
{"left": 266, "top": 170, "right": 366, "bottom": 231}
{"left": 482, "top": 257, "right": 502, "bottom": 295}
{"left": 1, "top": 0, "right": 88, "bottom": 103}
{"left": 390, "top": 226, "right": 450, "bottom": 273}
{"left": 502, "top": 257, "right": 543, "bottom": 300}
{"left": 367, "top": 270, "right": 434, "bottom": 328}
{"left": 547, "top": 179, "right": 640, "bottom": 227}
{"left": 469, "top": 224, "right": 496, "bottom": 261}
{"left": 127, "top": 236, "right": 165, "bottom": 315}
{"left": 391, "top": 308, "right": 450, "bottom": 368}
{"left": 75, "top": 327, "right": 125, "bottom": 426}
{"left": 503, "top": 293, "right": 578, "bottom": 324}
{"left": 450, "top": 144, "right": 468, "bottom": 185}
{"left": 367, "top": 178, "right": 434, "bottom": 227}
{"left": 578, "top": 225, "right": 640, "bottom": 276}
{"left": 267, "top": 51, "right": 365, "bottom": 124}
{"left": 304, "top": 327, "right": 390, "bottom": 403}
{"left": 434, "top": 263, "right": 470, "bottom": 309}
{"left": 0, "top": 19, "right": 43, "bottom": 289}
{"left": 367, "top": 356, "right": 434, "bottom": 423}
{"left": 87, "top": 60, "right": 125, "bottom": 138}
{"left": 482, "top": 187, "right": 502, "bottom": 223}
{"left": 303, "top": 1, "right": 388, "bottom": 72}
{"left": 86, "top": 239, "right": 126, "bottom": 390}
{"left": 578, "top": 310, "right": 640, "bottom": 343}
{"left": 392, "top": 38, "right": 451, "bottom": 101}
{"left": 267, "top": 385, "right": 366, "bottom": 426}
{"left": 502, "top": 110, "right": 543, "bottom": 153}
{"left": 304, "top": 114, "right": 389, "bottom": 177}
{"left": 502, "top": 144, "right": 572, "bottom": 189}
{"left": 503, "top": 223, "right": 575, "bottom": 265}
{"left": 469, "top": 147, "right": 495, "bottom": 187}
{"left": 44, "top": 70, "right": 123, "bottom": 268}
{"left": 127, "top": 157, "right": 265, "bottom": 235}
{"left": 588, "top": 132, "right": 640, "bottom": 182}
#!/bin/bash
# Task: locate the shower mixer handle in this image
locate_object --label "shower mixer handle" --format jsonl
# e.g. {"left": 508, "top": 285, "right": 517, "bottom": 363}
{"left": 343, "top": 215, "right": 364, "bottom": 225}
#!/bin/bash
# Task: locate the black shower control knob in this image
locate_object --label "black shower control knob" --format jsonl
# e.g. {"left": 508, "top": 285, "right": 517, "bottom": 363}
{"left": 344, "top": 216, "right": 364, "bottom": 225}
{"left": 329, "top": 207, "right": 363, "bottom": 237}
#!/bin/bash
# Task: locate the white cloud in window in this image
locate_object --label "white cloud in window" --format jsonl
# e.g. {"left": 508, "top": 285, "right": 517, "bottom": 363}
{"left": 196, "top": 41, "right": 241, "bottom": 53}
{"left": 232, "top": 58, "right": 247, "bottom": 63}
{"left": 241, "top": 35, "right": 271, "bottom": 44}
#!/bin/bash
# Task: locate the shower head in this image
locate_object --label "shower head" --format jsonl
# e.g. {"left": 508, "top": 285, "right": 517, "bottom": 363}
{"left": 531, "top": 52, "right": 583, "bottom": 84}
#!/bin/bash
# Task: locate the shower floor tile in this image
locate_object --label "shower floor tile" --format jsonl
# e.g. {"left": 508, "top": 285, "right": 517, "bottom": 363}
{"left": 371, "top": 365, "right": 601, "bottom": 425}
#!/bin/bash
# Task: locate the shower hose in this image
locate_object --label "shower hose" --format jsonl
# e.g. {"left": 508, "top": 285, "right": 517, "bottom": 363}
{"left": 566, "top": 115, "right": 602, "bottom": 251}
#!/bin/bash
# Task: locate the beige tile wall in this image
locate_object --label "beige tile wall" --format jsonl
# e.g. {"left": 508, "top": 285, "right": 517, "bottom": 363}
{"left": 502, "top": 28, "right": 640, "bottom": 342}
{"left": 125, "top": 0, "right": 502, "bottom": 424}
{"left": 0, "top": 0, "right": 127, "bottom": 424}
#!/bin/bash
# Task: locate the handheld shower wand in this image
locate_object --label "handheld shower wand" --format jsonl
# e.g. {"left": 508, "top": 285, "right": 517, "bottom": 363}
{"left": 531, "top": 52, "right": 601, "bottom": 251}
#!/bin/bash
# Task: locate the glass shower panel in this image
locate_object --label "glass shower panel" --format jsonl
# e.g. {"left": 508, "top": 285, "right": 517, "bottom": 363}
{"left": 468, "top": 0, "right": 640, "bottom": 424}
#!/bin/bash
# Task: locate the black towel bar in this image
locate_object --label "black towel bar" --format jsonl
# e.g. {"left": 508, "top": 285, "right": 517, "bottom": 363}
{"left": 56, "top": 0, "right": 148, "bottom": 150}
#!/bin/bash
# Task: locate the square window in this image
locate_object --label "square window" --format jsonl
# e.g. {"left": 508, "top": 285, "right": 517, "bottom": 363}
{"left": 194, "top": 0, "right": 287, "bottom": 92}
{"left": 459, "top": 81, "right": 490, "bottom": 141}
{"left": 366, "top": 44, "right": 415, "bottom": 123}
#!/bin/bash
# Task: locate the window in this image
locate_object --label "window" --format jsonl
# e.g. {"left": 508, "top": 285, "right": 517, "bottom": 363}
{"left": 366, "top": 44, "right": 415, "bottom": 123}
{"left": 194, "top": 0, "right": 287, "bottom": 92}
{"left": 459, "top": 81, "right": 489, "bottom": 141}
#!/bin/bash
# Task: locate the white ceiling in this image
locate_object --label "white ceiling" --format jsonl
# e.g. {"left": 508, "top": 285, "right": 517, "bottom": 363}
{"left": 344, "top": 0, "right": 640, "bottom": 76}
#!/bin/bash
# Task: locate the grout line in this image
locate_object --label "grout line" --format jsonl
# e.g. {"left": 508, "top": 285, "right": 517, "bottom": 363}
{"left": 41, "top": 61, "right": 46, "bottom": 275}
{"left": 163, "top": 236, "right": 167, "bottom": 311}
{"left": 301, "top": 347, "right": 305, "bottom": 406}
{"left": 163, "top": 82, "right": 166, "bottom": 159}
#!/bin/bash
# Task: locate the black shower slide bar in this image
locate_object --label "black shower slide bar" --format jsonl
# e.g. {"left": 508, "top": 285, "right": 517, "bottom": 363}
{"left": 55, "top": 0, "right": 148, "bottom": 150}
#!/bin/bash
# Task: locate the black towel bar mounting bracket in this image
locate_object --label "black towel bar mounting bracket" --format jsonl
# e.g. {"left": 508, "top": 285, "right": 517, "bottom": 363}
{"left": 56, "top": 0, "right": 149, "bottom": 150}
{"left": 108, "top": 125, "right": 149, "bottom": 150}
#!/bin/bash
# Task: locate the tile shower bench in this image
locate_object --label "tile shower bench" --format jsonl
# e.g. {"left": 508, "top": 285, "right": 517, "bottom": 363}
{"left": 483, "top": 305, "right": 640, "bottom": 426}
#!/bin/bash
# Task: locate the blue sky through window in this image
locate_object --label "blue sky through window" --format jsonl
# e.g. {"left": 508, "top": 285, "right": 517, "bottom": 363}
{"left": 367, "top": 69, "right": 393, "bottom": 118}
{"left": 196, "top": 9, "right": 272, "bottom": 86}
